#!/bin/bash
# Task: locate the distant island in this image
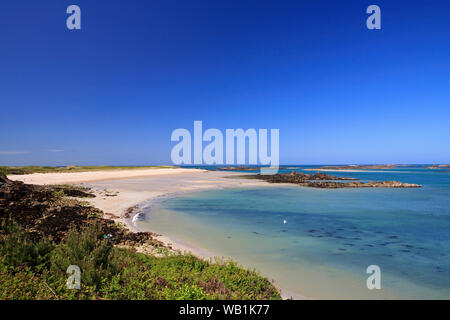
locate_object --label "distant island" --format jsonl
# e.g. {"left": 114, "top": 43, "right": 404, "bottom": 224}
{"left": 428, "top": 164, "right": 450, "bottom": 169}
{"left": 218, "top": 166, "right": 294, "bottom": 171}
{"left": 217, "top": 165, "right": 402, "bottom": 172}
{"left": 306, "top": 164, "right": 398, "bottom": 171}
{"left": 244, "top": 171, "right": 422, "bottom": 189}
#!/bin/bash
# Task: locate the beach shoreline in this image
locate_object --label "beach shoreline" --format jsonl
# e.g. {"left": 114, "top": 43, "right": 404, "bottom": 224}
{"left": 8, "top": 168, "right": 305, "bottom": 299}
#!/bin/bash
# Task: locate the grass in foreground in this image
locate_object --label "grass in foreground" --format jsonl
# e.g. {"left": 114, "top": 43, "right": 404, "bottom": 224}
{"left": 0, "top": 220, "right": 281, "bottom": 300}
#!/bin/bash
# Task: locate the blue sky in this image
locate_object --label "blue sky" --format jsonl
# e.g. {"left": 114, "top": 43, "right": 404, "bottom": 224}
{"left": 1, "top": 0, "right": 449, "bottom": 165}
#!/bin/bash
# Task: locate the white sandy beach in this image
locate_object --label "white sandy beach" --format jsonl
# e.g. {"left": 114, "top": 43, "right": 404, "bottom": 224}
{"left": 8, "top": 167, "right": 302, "bottom": 299}
{"left": 8, "top": 169, "right": 270, "bottom": 254}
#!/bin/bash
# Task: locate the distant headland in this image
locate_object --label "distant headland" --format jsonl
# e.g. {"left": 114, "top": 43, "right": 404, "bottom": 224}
{"left": 307, "top": 164, "right": 398, "bottom": 170}
{"left": 428, "top": 164, "right": 450, "bottom": 169}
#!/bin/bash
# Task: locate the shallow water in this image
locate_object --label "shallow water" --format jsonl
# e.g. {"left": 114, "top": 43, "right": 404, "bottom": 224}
{"left": 136, "top": 167, "right": 450, "bottom": 299}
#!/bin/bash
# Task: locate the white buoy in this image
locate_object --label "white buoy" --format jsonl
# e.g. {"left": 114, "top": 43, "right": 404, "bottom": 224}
{"left": 283, "top": 220, "right": 287, "bottom": 224}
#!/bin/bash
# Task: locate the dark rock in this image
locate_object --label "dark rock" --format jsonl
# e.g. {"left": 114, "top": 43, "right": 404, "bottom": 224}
{"left": 246, "top": 172, "right": 422, "bottom": 189}
{"left": 0, "top": 179, "right": 163, "bottom": 247}
{"left": 0, "top": 171, "right": 10, "bottom": 184}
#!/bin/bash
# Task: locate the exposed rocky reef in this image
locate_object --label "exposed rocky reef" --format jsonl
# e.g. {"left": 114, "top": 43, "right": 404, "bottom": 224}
{"left": 257, "top": 172, "right": 357, "bottom": 182}
{"left": 247, "top": 171, "right": 422, "bottom": 189}
{"left": 0, "top": 176, "right": 164, "bottom": 246}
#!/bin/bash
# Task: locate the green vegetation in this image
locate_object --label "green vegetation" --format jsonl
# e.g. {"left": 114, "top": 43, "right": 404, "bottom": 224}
{"left": 0, "top": 220, "right": 281, "bottom": 300}
{"left": 0, "top": 168, "right": 280, "bottom": 300}
{"left": 0, "top": 165, "right": 177, "bottom": 176}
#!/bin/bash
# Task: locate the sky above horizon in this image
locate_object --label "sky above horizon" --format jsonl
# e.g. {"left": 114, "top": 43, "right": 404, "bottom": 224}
{"left": 1, "top": 0, "right": 449, "bottom": 166}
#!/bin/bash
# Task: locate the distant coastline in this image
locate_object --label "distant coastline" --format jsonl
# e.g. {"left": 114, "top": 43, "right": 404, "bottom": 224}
{"left": 311, "top": 164, "right": 399, "bottom": 170}
{"left": 428, "top": 164, "right": 450, "bottom": 169}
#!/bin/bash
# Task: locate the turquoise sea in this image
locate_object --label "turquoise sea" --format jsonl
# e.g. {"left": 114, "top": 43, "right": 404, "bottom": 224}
{"left": 136, "top": 166, "right": 450, "bottom": 299}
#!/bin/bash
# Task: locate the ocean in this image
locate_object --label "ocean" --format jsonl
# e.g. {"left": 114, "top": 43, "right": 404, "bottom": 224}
{"left": 136, "top": 166, "right": 450, "bottom": 299}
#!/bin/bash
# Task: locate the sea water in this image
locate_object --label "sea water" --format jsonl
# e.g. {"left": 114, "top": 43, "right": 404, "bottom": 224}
{"left": 136, "top": 167, "right": 450, "bottom": 299}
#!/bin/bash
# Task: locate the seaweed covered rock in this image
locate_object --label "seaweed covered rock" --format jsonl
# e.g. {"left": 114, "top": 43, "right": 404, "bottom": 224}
{"left": 0, "top": 171, "right": 9, "bottom": 184}
{"left": 0, "top": 179, "right": 163, "bottom": 247}
{"left": 248, "top": 172, "right": 422, "bottom": 189}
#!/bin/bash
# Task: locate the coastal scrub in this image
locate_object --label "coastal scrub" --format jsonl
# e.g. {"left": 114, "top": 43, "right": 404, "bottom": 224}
{"left": 0, "top": 178, "right": 281, "bottom": 300}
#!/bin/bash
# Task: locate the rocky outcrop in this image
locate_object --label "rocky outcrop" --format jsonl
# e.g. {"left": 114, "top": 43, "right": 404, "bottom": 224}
{"left": 255, "top": 171, "right": 357, "bottom": 184}
{"left": 0, "top": 171, "right": 9, "bottom": 184}
{"left": 248, "top": 171, "right": 422, "bottom": 189}
{"left": 301, "top": 180, "right": 422, "bottom": 189}
{"left": 0, "top": 179, "right": 164, "bottom": 246}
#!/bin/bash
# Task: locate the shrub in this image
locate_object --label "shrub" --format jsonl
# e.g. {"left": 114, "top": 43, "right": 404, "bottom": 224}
{"left": 0, "top": 219, "right": 281, "bottom": 300}
{"left": 0, "top": 219, "right": 53, "bottom": 271}
{"left": 50, "top": 223, "right": 119, "bottom": 289}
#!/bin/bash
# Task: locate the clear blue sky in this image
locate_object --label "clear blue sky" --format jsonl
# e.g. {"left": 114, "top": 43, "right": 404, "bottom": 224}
{"left": 1, "top": 0, "right": 449, "bottom": 166}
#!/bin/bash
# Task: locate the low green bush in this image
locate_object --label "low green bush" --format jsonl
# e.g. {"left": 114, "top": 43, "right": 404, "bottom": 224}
{"left": 50, "top": 223, "right": 119, "bottom": 290}
{"left": 0, "top": 219, "right": 53, "bottom": 272}
{"left": 0, "top": 219, "right": 281, "bottom": 300}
